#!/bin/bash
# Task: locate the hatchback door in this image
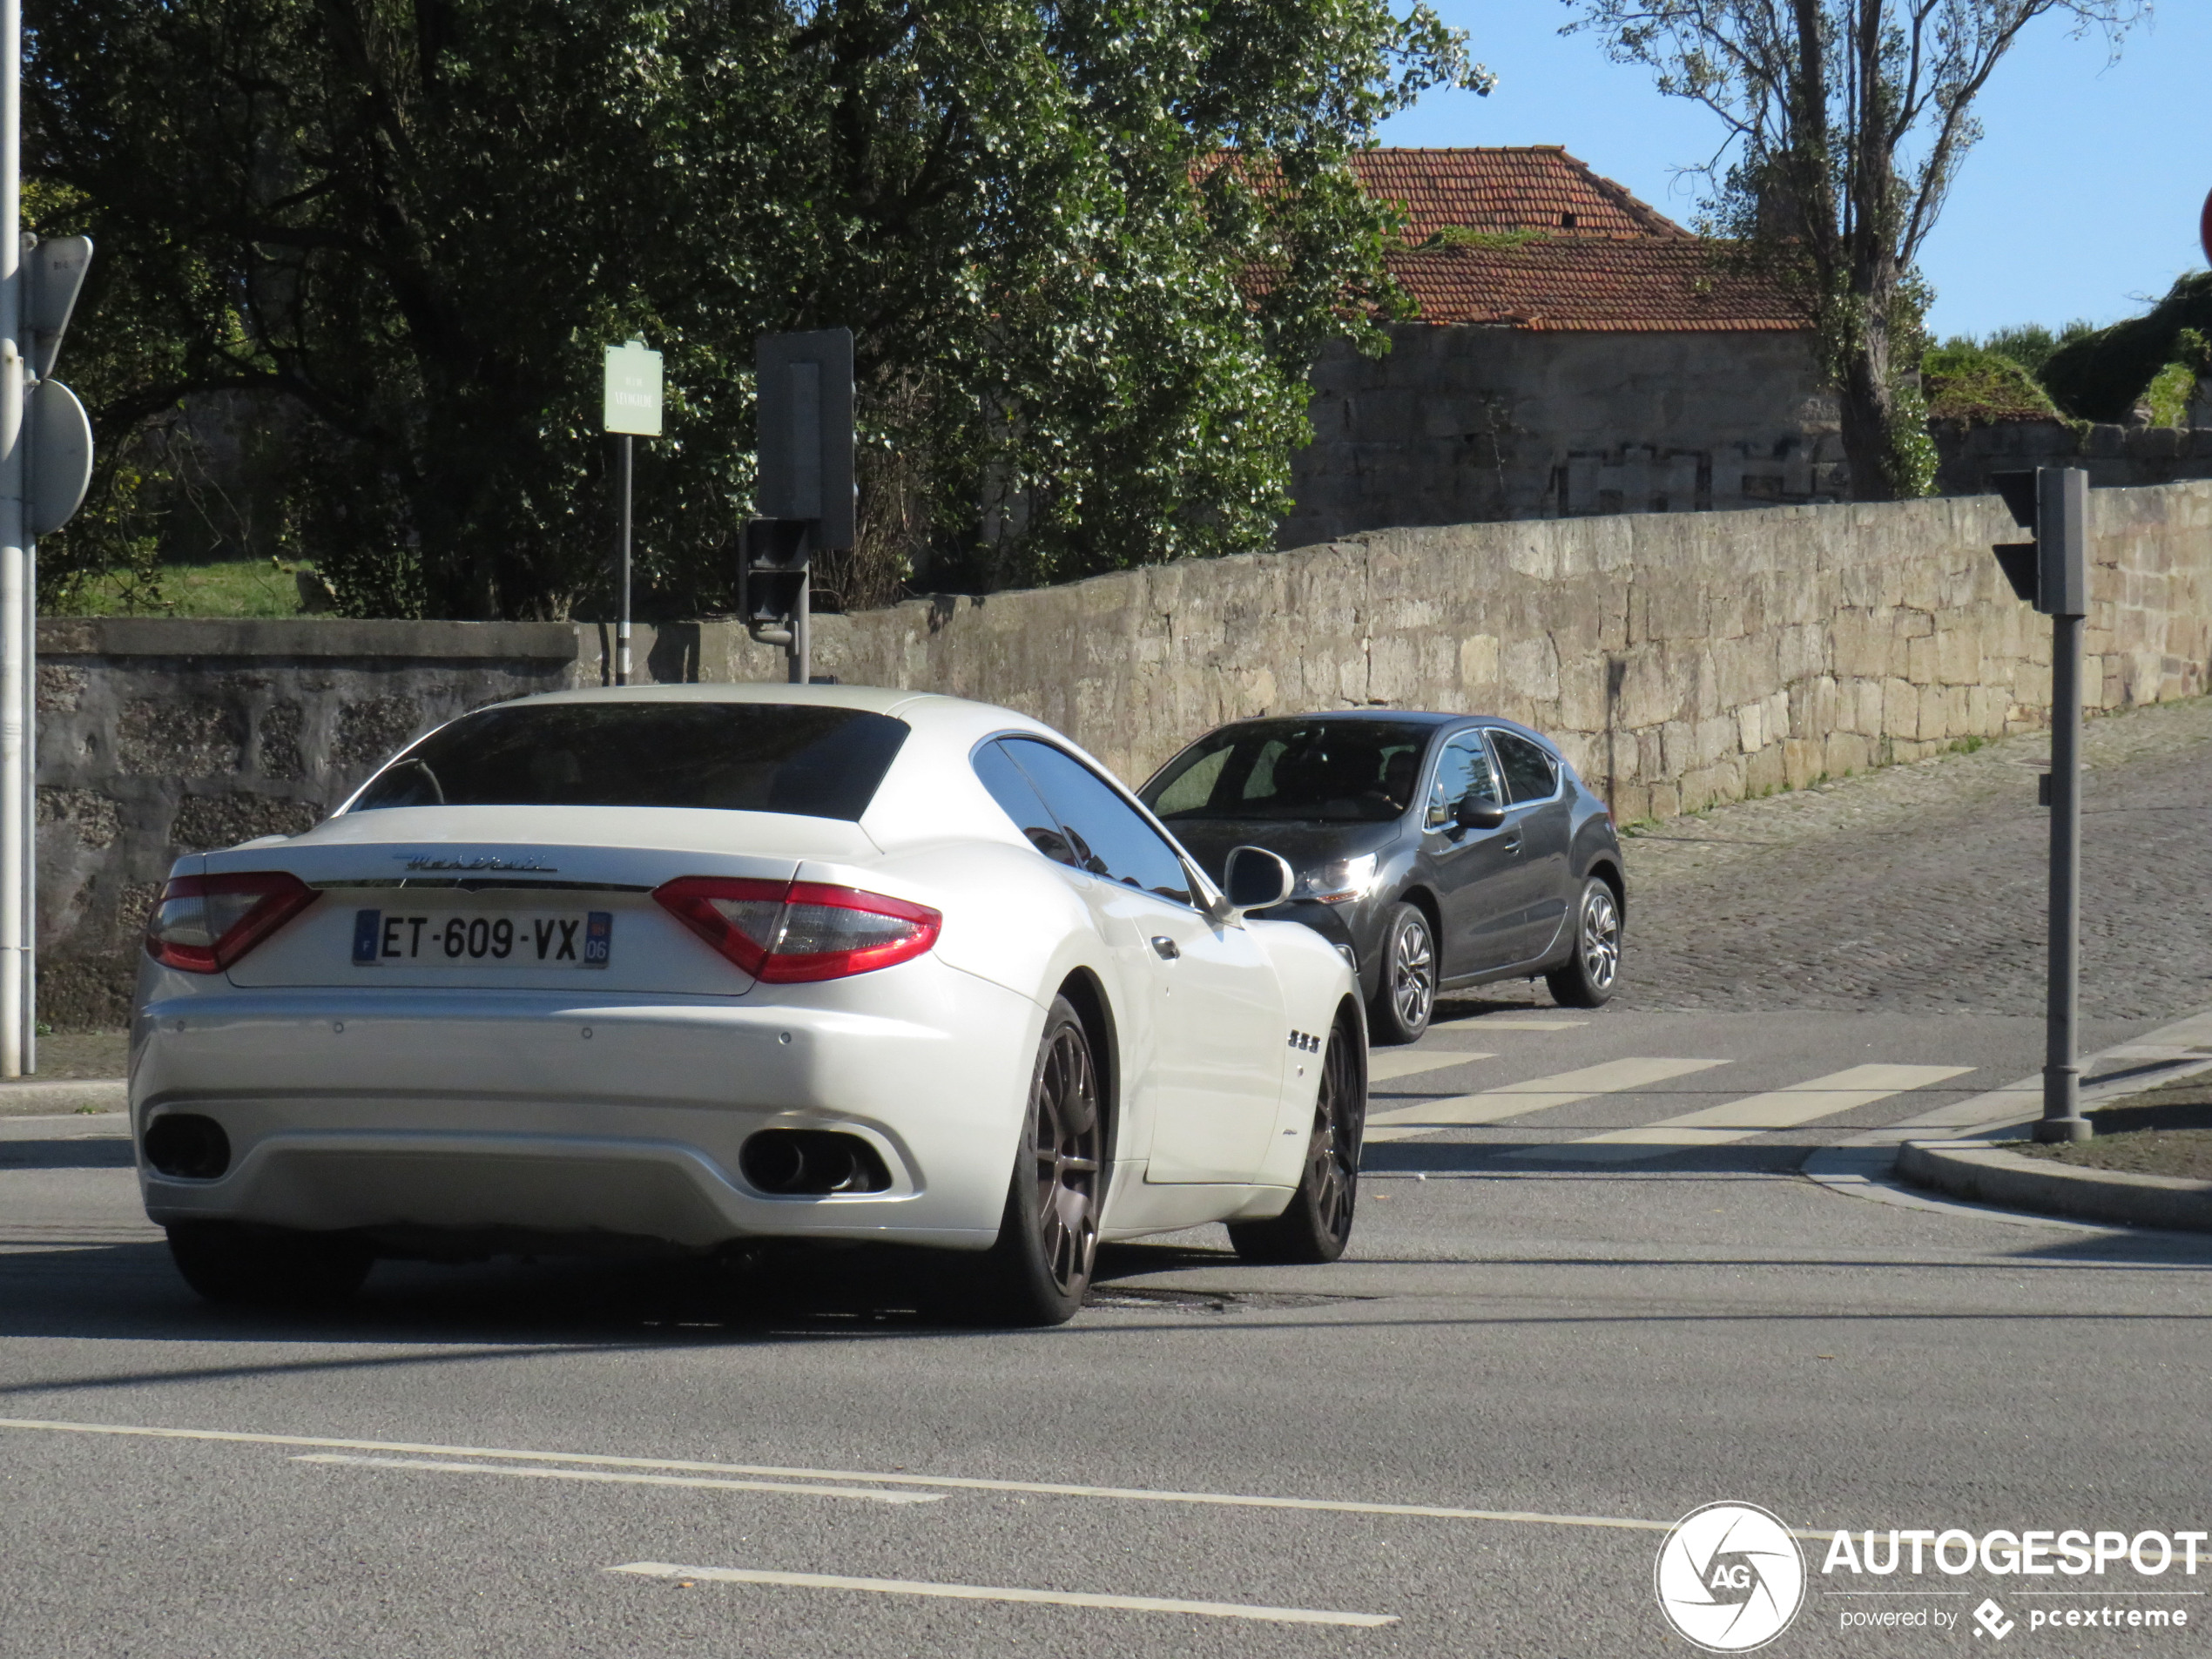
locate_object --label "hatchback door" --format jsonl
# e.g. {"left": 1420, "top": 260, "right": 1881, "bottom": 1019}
{"left": 1486, "top": 731, "right": 1575, "bottom": 962}
{"left": 1420, "top": 730, "right": 1522, "bottom": 977}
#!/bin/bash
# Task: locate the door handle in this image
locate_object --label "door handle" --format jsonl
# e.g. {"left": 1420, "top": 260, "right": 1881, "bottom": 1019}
{"left": 1500, "top": 833, "right": 1521, "bottom": 853}
{"left": 1150, "top": 935, "right": 1181, "bottom": 961}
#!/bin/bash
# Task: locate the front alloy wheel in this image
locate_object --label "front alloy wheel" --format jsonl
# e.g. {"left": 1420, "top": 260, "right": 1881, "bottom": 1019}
{"left": 1369, "top": 901, "right": 1435, "bottom": 1044}
{"left": 963, "top": 996, "right": 1103, "bottom": 1325}
{"left": 1229, "top": 1008, "right": 1365, "bottom": 1264}
{"left": 1545, "top": 877, "right": 1622, "bottom": 1008}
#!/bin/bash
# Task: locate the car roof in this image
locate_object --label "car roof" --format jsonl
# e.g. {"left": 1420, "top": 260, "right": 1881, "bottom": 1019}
{"left": 1189, "top": 709, "right": 1558, "bottom": 749}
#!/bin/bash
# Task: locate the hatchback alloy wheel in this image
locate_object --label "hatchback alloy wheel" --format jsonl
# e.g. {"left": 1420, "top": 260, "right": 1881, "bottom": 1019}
{"left": 1545, "top": 876, "right": 1622, "bottom": 1008}
{"left": 1370, "top": 900, "right": 1436, "bottom": 1043}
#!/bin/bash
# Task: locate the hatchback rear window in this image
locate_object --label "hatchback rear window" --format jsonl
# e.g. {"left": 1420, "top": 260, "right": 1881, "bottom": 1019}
{"left": 348, "top": 703, "right": 909, "bottom": 820}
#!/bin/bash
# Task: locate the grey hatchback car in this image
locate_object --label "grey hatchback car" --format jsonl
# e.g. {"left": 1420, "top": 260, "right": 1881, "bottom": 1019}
{"left": 1139, "top": 711, "right": 1625, "bottom": 1043}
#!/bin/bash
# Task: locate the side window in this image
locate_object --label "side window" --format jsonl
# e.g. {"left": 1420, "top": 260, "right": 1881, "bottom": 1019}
{"left": 1490, "top": 732, "right": 1560, "bottom": 804}
{"left": 1001, "top": 738, "right": 1195, "bottom": 906}
{"left": 973, "top": 741, "right": 1078, "bottom": 867}
{"left": 1150, "top": 746, "right": 1230, "bottom": 818}
{"left": 1425, "top": 732, "right": 1503, "bottom": 829}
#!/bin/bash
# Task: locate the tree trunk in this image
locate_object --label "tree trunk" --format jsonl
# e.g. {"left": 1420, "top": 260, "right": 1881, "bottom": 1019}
{"left": 1837, "top": 314, "right": 1898, "bottom": 502}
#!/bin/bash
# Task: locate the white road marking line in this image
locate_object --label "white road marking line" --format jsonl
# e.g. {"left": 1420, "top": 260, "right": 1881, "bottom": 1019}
{"left": 1362, "top": 1058, "right": 1730, "bottom": 1143}
{"left": 1367, "top": 1049, "right": 1494, "bottom": 1082}
{"left": 293, "top": 1453, "right": 941, "bottom": 1504}
{"left": 610, "top": 1561, "right": 1398, "bottom": 1627}
{"left": 1512, "top": 1064, "right": 1977, "bottom": 1163}
{"left": 0, "top": 1416, "right": 1674, "bottom": 1531}
{"left": 1430, "top": 1017, "right": 1587, "bottom": 1032}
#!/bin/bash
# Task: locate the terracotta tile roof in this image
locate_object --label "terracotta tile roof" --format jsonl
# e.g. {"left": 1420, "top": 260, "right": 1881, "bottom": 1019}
{"left": 1385, "top": 239, "right": 1805, "bottom": 333}
{"left": 1335, "top": 146, "right": 1803, "bottom": 333}
{"left": 1345, "top": 145, "right": 1688, "bottom": 242}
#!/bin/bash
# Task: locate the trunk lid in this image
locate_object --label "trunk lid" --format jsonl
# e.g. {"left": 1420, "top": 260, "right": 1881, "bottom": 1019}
{"left": 206, "top": 806, "right": 880, "bottom": 993}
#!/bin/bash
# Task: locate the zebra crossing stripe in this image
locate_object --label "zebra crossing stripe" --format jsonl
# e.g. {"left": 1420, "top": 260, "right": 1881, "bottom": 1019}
{"left": 1362, "top": 1057, "right": 1730, "bottom": 1143}
{"left": 1513, "top": 1064, "right": 1976, "bottom": 1163}
{"left": 1368, "top": 1049, "right": 1494, "bottom": 1083}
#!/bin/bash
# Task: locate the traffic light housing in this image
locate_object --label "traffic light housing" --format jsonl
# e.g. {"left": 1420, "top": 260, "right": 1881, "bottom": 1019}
{"left": 741, "top": 517, "right": 810, "bottom": 631}
{"left": 1989, "top": 468, "right": 2087, "bottom": 617}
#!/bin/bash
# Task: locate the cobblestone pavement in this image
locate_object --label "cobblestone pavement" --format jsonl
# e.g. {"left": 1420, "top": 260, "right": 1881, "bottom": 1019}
{"left": 1615, "top": 693, "right": 2212, "bottom": 1019}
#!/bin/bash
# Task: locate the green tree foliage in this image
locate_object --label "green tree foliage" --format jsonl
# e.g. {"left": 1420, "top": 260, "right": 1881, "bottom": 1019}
{"left": 1569, "top": 0, "right": 2141, "bottom": 502}
{"left": 1978, "top": 318, "right": 2096, "bottom": 377}
{"left": 1922, "top": 339, "right": 2059, "bottom": 422}
{"left": 29, "top": 0, "right": 1488, "bottom": 618}
{"left": 2038, "top": 274, "right": 2212, "bottom": 423}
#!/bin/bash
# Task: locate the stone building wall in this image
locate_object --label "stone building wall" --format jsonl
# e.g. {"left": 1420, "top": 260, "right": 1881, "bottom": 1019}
{"left": 1932, "top": 417, "right": 2212, "bottom": 498}
{"left": 35, "top": 480, "right": 2212, "bottom": 1026}
{"left": 1278, "top": 324, "right": 1849, "bottom": 547}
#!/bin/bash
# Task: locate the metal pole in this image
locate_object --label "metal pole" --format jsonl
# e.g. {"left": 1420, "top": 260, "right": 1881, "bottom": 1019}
{"left": 788, "top": 568, "right": 808, "bottom": 685}
{"left": 2034, "top": 606, "right": 2088, "bottom": 1141}
{"left": 617, "top": 433, "right": 632, "bottom": 686}
{"left": 20, "top": 472, "right": 30, "bottom": 1076}
{"left": 0, "top": 0, "right": 23, "bottom": 1080}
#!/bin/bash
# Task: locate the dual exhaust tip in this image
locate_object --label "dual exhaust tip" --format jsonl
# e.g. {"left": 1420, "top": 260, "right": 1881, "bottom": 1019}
{"left": 739, "top": 1129, "right": 892, "bottom": 1196}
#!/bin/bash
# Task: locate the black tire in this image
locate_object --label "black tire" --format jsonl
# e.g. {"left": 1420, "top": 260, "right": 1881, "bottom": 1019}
{"left": 1229, "top": 1008, "right": 1365, "bottom": 1265}
{"left": 1367, "top": 901, "right": 1436, "bottom": 1045}
{"left": 956, "top": 997, "right": 1105, "bottom": 1327}
{"left": 166, "top": 1222, "right": 373, "bottom": 1309}
{"left": 1544, "top": 875, "right": 1622, "bottom": 1008}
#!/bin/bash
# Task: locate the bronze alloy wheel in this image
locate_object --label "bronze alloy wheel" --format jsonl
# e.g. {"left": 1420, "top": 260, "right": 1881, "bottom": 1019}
{"left": 1229, "top": 1008, "right": 1365, "bottom": 1264}
{"left": 1029, "top": 1015, "right": 1103, "bottom": 1298}
{"left": 962, "top": 996, "right": 1105, "bottom": 1325}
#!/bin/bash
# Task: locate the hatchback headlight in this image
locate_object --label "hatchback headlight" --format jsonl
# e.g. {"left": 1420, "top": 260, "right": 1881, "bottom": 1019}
{"left": 1292, "top": 853, "right": 1378, "bottom": 905}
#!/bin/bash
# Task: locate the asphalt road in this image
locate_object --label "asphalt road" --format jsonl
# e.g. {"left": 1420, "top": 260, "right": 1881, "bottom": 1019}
{"left": 6, "top": 701, "right": 2212, "bottom": 1657}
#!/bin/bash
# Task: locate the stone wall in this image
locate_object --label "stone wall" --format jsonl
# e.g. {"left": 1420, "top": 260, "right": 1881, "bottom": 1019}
{"left": 37, "top": 480, "right": 2212, "bottom": 1026}
{"left": 1278, "top": 324, "right": 1849, "bottom": 546}
{"left": 1933, "top": 418, "right": 2212, "bottom": 498}
{"left": 752, "top": 482, "right": 2212, "bottom": 810}
{"left": 37, "top": 619, "right": 580, "bottom": 1027}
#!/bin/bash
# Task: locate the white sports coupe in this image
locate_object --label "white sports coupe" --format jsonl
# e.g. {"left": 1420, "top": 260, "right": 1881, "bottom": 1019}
{"left": 132, "top": 685, "right": 1368, "bottom": 1325}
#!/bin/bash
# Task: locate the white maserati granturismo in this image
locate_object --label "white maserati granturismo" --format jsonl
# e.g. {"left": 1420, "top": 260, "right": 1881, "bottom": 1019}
{"left": 132, "top": 685, "right": 1367, "bottom": 1325}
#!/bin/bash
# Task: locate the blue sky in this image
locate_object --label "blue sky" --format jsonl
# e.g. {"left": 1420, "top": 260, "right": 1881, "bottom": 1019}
{"left": 1376, "top": 3, "right": 2211, "bottom": 341}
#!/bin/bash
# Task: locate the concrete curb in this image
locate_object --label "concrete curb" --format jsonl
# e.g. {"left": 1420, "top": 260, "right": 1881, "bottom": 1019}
{"left": 1897, "top": 1139, "right": 2212, "bottom": 1233}
{"left": 1805, "top": 1006, "right": 2212, "bottom": 1229}
{"left": 0, "top": 1079, "right": 128, "bottom": 1118}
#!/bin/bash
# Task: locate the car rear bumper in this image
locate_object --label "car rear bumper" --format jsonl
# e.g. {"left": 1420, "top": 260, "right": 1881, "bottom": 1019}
{"left": 131, "top": 961, "right": 1042, "bottom": 1251}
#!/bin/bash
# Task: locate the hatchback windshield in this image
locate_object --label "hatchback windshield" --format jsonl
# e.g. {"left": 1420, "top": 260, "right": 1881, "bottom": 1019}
{"left": 1141, "top": 719, "right": 1433, "bottom": 824}
{"left": 349, "top": 703, "right": 909, "bottom": 820}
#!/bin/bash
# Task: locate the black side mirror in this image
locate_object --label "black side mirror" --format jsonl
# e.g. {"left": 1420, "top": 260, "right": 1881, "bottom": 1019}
{"left": 1221, "top": 845, "right": 1295, "bottom": 915}
{"left": 1454, "top": 795, "right": 1507, "bottom": 832}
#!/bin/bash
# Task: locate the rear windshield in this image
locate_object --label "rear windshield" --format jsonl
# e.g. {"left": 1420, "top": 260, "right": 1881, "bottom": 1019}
{"left": 348, "top": 703, "right": 909, "bottom": 820}
{"left": 1141, "top": 718, "right": 1433, "bottom": 824}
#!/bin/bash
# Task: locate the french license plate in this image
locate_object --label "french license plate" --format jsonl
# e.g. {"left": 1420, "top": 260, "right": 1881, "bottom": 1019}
{"left": 352, "top": 908, "right": 612, "bottom": 968}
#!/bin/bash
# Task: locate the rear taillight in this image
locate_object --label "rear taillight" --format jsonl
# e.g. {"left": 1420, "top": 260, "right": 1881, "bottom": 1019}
{"left": 652, "top": 877, "right": 941, "bottom": 982}
{"left": 145, "top": 873, "right": 320, "bottom": 973}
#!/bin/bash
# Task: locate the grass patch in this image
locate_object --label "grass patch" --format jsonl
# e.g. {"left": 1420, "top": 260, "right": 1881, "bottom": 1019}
{"left": 2016, "top": 1074, "right": 2212, "bottom": 1182}
{"left": 58, "top": 554, "right": 327, "bottom": 619}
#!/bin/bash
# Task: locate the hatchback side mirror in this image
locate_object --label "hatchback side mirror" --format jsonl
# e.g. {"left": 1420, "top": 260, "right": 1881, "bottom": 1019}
{"left": 1219, "top": 845, "right": 1295, "bottom": 918}
{"left": 1454, "top": 796, "right": 1507, "bottom": 832}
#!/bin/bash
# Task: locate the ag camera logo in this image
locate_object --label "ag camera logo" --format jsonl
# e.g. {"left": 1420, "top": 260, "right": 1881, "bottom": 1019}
{"left": 1656, "top": 1501, "right": 1807, "bottom": 1652}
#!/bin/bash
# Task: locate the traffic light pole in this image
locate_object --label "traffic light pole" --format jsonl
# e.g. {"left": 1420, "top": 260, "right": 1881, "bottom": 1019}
{"left": 0, "top": 0, "right": 24, "bottom": 1079}
{"left": 2038, "top": 604, "right": 2088, "bottom": 1142}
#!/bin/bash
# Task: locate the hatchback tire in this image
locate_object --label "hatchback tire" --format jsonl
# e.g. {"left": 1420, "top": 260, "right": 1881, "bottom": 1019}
{"left": 957, "top": 997, "right": 1104, "bottom": 1326}
{"left": 1230, "top": 1008, "right": 1365, "bottom": 1265}
{"left": 1368, "top": 901, "right": 1436, "bottom": 1044}
{"left": 1545, "top": 876, "right": 1622, "bottom": 1008}
{"left": 167, "top": 1222, "right": 373, "bottom": 1309}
